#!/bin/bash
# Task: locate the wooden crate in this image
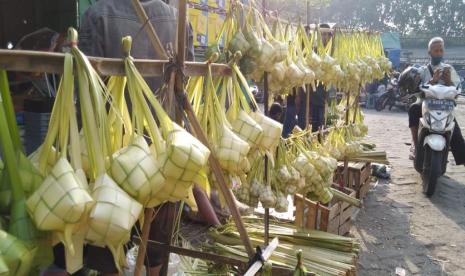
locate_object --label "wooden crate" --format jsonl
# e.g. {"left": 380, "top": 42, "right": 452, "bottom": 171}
{"left": 335, "top": 161, "right": 372, "bottom": 199}
{"left": 294, "top": 185, "right": 356, "bottom": 236}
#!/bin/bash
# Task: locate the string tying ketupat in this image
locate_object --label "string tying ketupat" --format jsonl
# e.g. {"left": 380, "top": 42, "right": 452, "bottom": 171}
{"left": 0, "top": 230, "right": 37, "bottom": 276}
{"left": 86, "top": 174, "right": 142, "bottom": 270}
{"left": 110, "top": 136, "right": 165, "bottom": 207}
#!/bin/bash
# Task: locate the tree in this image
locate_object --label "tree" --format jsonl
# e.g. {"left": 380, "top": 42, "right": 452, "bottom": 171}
{"left": 262, "top": 0, "right": 331, "bottom": 23}
{"left": 319, "top": 0, "right": 465, "bottom": 37}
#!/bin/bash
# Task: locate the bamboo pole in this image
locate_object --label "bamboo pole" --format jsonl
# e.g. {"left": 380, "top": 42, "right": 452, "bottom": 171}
{"left": 172, "top": 0, "right": 256, "bottom": 259}
{"left": 131, "top": 0, "right": 169, "bottom": 60}
{"left": 0, "top": 49, "right": 232, "bottom": 77}
{"left": 262, "top": 0, "right": 271, "bottom": 248}
{"left": 130, "top": 0, "right": 171, "bottom": 274}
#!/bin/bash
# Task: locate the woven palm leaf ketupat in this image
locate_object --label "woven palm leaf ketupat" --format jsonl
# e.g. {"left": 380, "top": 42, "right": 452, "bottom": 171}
{"left": 26, "top": 53, "right": 95, "bottom": 260}
{"left": 0, "top": 255, "right": 7, "bottom": 276}
{"left": 0, "top": 230, "right": 37, "bottom": 276}
{"left": 86, "top": 174, "right": 142, "bottom": 268}
{"left": 26, "top": 158, "right": 94, "bottom": 254}
{"left": 66, "top": 28, "right": 143, "bottom": 272}
{"left": 250, "top": 111, "right": 283, "bottom": 152}
{"left": 121, "top": 36, "right": 210, "bottom": 206}
{"left": 226, "top": 69, "right": 264, "bottom": 149}
{"left": 111, "top": 136, "right": 166, "bottom": 206}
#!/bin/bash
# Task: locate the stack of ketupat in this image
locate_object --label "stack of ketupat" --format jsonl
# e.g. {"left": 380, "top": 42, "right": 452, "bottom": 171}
{"left": 0, "top": 28, "right": 212, "bottom": 274}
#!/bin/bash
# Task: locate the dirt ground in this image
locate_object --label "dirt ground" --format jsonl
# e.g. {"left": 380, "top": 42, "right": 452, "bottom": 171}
{"left": 354, "top": 99, "right": 465, "bottom": 276}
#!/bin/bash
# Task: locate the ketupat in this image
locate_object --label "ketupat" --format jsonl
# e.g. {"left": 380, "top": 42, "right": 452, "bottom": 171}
{"left": 0, "top": 230, "right": 37, "bottom": 276}
{"left": 0, "top": 256, "right": 7, "bottom": 276}
{"left": 121, "top": 36, "right": 210, "bottom": 206}
{"left": 111, "top": 136, "right": 165, "bottom": 206}
{"left": 67, "top": 28, "right": 143, "bottom": 272}
{"left": 27, "top": 53, "right": 94, "bottom": 260}
{"left": 85, "top": 174, "right": 142, "bottom": 270}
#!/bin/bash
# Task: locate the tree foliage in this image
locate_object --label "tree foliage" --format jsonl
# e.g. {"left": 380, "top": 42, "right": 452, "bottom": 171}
{"left": 319, "top": 0, "right": 465, "bottom": 37}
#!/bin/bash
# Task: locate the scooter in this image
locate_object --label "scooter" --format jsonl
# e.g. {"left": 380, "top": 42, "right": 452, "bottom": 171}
{"left": 414, "top": 84, "right": 460, "bottom": 196}
{"left": 375, "top": 78, "right": 415, "bottom": 111}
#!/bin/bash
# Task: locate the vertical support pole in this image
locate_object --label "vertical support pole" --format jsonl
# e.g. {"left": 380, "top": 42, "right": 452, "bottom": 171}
{"left": 343, "top": 90, "right": 351, "bottom": 188}
{"left": 262, "top": 0, "right": 270, "bottom": 247}
{"left": 175, "top": 0, "right": 255, "bottom": 259}
{"left": 324, "top": 29, "right": 336, "bottom": 129}
{"left": 305, "top": 84, "right": 311, "bottom": 129}
{"left": 352, "top": 85, "right": 361, "bottom": 124}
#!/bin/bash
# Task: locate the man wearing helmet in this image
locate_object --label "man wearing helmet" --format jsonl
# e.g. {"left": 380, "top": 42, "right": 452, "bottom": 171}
{"left": 404, "top": 37, "right": 465, "bottom": 164}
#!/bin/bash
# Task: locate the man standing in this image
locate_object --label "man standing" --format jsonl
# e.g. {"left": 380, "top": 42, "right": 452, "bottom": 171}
{"left": 407, "top": 37, "right": 465, "bottom": 164}
{"left": 282, "top": 23, "right": 332, "bottom": 136}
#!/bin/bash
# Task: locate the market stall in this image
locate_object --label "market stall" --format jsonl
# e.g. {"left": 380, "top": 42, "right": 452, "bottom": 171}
{"left": 0, "top": 0, "right": 391, "bottom": 275}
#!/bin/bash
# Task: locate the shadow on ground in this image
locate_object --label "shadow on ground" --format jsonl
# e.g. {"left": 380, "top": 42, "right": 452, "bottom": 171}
{"left": 354, "top": 181, "right": 445, "bottom": 276}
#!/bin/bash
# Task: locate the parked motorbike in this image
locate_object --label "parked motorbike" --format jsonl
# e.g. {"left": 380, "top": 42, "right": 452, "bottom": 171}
{"left": 414, "top": 84, "right": 460, "bottom": 196}
{"left": 375, "top": 78, "right": 415, "bottom": 111}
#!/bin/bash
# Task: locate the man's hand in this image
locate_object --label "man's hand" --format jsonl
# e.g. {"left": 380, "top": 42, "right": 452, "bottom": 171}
{"left": 442, "top": 67, "right": 454, "bottom": 86}
{"left": 430, "top": 68, "right": 442, "bottom": 84}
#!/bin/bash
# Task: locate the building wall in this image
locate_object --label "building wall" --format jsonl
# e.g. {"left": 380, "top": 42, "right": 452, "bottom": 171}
{"left": 0, "top": 0, "right": 77, "bottom": 49}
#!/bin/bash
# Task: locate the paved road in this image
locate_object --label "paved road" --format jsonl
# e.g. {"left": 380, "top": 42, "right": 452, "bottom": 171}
{"left": 354, "top": 99, "right": 465, "bottom": 276}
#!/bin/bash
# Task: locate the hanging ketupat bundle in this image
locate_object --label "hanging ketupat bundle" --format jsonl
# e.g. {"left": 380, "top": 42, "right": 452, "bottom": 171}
{"left": 188, "top": 60, "right": 250, "bottom": 175}
{"left": 65, "top": 28, "right": 143, "bottom": 272}
{"left": 121, "top": 36, "right": 210, "bottom": 206}
{"left": 106, "top": 73, "right": 166, "bottom": 208}
{"left": 26, "top": 53, "right": 95, "bottom": 264}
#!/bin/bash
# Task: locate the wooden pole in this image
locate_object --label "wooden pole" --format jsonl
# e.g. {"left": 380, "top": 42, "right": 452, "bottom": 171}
{"left": 134, "top": 208, "right": 154, "bottom": 276}
{"left": 131, "top": 0, "right": 169, "bottom": 60}
{"left": 343, "top": 90, "right": 351, "bottom": 188}
{"left": 181, "top": 99, "right": 255, "bottom": 257}
{"left": 262, "top": 0, "right": 271, "bottom": 247}
{"left": 0, "top": 49, "right": 231, "bottom": 77}
{"left": 352, "top": 85, "right": 361, "bottom": 124}
{"left": 173, "top": 0, "right": 256, "bottom": 259}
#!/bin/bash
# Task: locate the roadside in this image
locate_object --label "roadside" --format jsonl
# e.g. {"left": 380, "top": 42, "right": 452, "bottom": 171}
{"left": 354, "top": 99, "right": 465, "bottom": 276}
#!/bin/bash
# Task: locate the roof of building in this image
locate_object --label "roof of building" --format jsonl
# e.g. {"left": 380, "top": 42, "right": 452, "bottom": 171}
{"left": 401, "top": 46, "right": 465, "bottom": 59}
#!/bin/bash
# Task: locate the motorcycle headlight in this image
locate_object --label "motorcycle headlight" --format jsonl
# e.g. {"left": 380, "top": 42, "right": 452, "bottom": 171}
{"left": 430, "top": 116, "right": 447, "bottom": 132}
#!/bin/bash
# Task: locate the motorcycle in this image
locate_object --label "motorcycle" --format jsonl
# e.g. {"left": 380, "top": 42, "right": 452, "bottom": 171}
{"left": 414, "top": 84, "right": 460, "bottom": 196}
{"left": 375, "top": 78, "right": 415, "bottom": 111}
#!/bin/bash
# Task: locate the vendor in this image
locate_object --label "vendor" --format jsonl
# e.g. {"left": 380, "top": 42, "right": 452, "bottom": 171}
{"left": 283, "top": 23, "right": 333, "bottom": 136}
{"left": 47, "top": 1, "right": 220, "bottom": 276}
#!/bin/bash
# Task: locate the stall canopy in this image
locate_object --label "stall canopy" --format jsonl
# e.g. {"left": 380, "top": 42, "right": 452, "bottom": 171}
{"left": 381, "top": 32, "right": 401, "bottom": 69}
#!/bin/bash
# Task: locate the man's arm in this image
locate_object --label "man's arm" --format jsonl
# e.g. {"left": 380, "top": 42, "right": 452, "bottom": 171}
{"left": 450, "top": 67, "right": 461, "bottom": 87}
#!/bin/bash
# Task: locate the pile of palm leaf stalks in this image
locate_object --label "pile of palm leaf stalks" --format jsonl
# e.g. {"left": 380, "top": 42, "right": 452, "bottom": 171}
{"left": 203, "top": 217, "right": 360, "bottom": 276}
{"left": 348, "top": 142, "right": 389, "bottom": 165}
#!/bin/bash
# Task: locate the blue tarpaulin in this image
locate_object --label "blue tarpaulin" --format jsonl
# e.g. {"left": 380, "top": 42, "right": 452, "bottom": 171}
{"left": 381, "top": 32, "right": 401, "bottom": 69}
{"left": 381, "top": 32, "right": 401, "bottom": 49}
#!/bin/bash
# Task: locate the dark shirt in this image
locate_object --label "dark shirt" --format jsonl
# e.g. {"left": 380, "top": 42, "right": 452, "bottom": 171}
{"left": 310, "top": 83, "right": 325, "bottom": 107}
{"left": 79, "top": 0, "right": 194, "bottom": 89}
